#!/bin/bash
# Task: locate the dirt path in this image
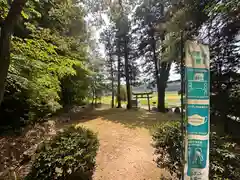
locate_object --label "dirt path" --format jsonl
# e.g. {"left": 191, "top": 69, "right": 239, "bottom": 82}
{"left": 78, "top": 116, "right": 167, "bottom": 180}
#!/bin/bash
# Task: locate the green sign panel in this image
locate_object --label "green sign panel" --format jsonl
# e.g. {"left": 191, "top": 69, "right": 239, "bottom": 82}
{"left": 187, "top": 139, "right": 208, "bottom": 177}
{"left": 188, "top": 139, "right": 208, "bottom": 169}
{"left": 186, "top": 68, "right": 209, "bottom": 100}
{"left": 187, "top": 104, "right": 209, "bottom": 135}
{"left": 184, "top": 41, "right": 210, "bottom": 180}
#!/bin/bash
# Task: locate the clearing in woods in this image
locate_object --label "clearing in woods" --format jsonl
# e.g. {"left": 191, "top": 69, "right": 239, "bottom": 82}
{"left": 76, "top": 108, "right": 179, "bottom": 180}
{"left": 100, "top": 91, "right": 181, "bottom": 107}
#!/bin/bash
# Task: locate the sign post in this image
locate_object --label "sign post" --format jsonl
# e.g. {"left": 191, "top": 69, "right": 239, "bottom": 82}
{"left": 184, "top": 41, "right": 210, "bottom": 180}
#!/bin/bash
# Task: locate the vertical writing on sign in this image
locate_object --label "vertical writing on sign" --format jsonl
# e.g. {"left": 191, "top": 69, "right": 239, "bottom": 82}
{"left": 184, "top": 41, "right": 210, "bottom": 180}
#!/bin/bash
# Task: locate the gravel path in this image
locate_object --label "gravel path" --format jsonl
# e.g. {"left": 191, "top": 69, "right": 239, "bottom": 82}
{"left": 79, "top": 117, "right": 167, "bottom": 180}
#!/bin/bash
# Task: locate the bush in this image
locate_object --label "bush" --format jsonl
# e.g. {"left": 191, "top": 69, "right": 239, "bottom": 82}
{"left": 210, "top": 132, "right": 240, "bottom": 179}
{"left": 26, "top": 126, "right": 99, "bottom": 180}
{"left": 152, "top": 121, "right": 240, "bottom": 179}
{"left": 152, "top": 121, "right": 182, "bottom": 178}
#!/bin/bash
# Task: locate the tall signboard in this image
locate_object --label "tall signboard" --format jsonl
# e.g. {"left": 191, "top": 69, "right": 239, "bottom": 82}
{"left": 184, "top": 41, "right": 210, "bottom": 180}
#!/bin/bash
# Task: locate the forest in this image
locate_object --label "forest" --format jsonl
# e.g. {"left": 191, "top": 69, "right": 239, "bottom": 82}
{"left": 0, "top": 0, "right": 239, "bottom": 179}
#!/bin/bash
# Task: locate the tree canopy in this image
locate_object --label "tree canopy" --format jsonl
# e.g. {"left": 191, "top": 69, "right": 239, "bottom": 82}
{"left": 0, "top": 0, "right": 239, "bottom": 131}
{"left": 0, "top": 0, "right": 91, "bottom": 128}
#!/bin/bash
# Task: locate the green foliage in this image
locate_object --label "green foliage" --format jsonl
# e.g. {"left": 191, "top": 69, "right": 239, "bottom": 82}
{"left": 152, "top": 121, "right": 240, "bottom": 179}
{"left": 152, "top": 121, "right": 182, "bottom": 177}
{"left": 160, "top": 0, "right": 240, "bottom": 130}
{"left": 26, "top": 125, "right": 99, "bottom": 180}
{"left": 88, "top": 68, "right": 106, "bottom": 104}
{"left": 0, "top": 0, "right": 91, "bottom": 127}
{"left": 208, "top": 0, "right": 240, "bottom": 122}
{"left": 61, "top": 70, "right": 90, "bottom": 106}
{"left": 0, "top": 0, "right": 8, "bottom": 21}
{"left": 210, "top": 132, "right": 240, "bottom": 179}
{"left": 11, "top": 37, "right": 78, "bottom": 113}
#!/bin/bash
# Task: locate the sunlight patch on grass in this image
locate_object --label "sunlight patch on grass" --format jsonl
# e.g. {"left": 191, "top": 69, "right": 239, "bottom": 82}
{"left": 77, "top": 108, "right": 180, "bottom": 130}
{"left": 100, "top": 92, "right": 180, "bottom": 107}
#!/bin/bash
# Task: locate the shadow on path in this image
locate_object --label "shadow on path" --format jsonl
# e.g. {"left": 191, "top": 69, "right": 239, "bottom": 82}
{"left": 72, "top": 108, "right": 180, "bottom": 130}
{"left": 76, "top": 109, "right": 173, "bottom": 180}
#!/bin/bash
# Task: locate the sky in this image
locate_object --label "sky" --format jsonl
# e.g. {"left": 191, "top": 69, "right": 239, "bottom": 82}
{"left": 169, "top": 64, "right": 180, "bottom": 81}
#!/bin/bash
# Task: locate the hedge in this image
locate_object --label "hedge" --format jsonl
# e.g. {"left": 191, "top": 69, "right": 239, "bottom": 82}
{"left": 26, "top": 125, "right": 99, "bottom": 180}
{"left": 152, "top": 121, "right": 240, "bottom": 179}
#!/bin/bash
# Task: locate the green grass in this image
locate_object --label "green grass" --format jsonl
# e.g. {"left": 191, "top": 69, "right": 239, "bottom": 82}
{"left": 100, "top": 91, "right": 180, "bottom": 107}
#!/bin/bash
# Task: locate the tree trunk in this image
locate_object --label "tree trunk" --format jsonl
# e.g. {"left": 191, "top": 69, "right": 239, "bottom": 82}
{"left": 117, "top": 38, "right": 122, "bottom": 108}
{"left": 154, "top": 53, "right": 161, "bottom": 112}
{"left": 158, "top": 62, "right": 171, "bottom": 112}
{"left": 110, "top": 54, "right": 114, "bottom": 108}
{"left": 151, "top": 28, "right": 171, "bottom": 112}
{"left": 111, "top": 80, "right": 114, "bottom": 108}
{"left": 0, "top": 0, "right": 27, "bottom": 105}
{"left": 91, "top": 89, "right": 95, "bottom": 105}
{"left": 94, "top": 96, "right": 97, "bottom": 105}
{"left": 0, "top": 27, "right": 11, "bottom": 105}
{"left": 151, "top": 31, "right": 161, "bottom": 112}
{"left": 124, "top": 36, "right": 132, "bottom": 109}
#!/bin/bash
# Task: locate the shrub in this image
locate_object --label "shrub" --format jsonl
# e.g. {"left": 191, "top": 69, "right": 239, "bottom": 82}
{"left": 152, "top": 121, "right": 240, "bottom": 179}
{"left": 26, "top": 126, "right": 99, "bottom": 180}
{"left": 152, "top": 121, "right": 182, "bottom": 178}
{"left": 210, "top": 132, "right": 240, "bottom": 179}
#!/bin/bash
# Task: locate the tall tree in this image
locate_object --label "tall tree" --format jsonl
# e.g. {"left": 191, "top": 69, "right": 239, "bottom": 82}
{"left": 0, "top": 0, "right": 90, "bottom": 124}
{"left": 0, "top": 0, "right": 27, "bottom": 105}
{"left": 100, "top": 26, "right": 116, "bottom": 108}
{"left": 111, "top": 0, "right": 132, "bottom": 109}
{"left": 124, "top": 35, "right": 132, "bottom": 109}
{"left": 133, "top": 0, "right": 172, "bottom": 112}
{"left": 116, "top": 13, "right": 132, "bottom": 109}
{"left": 116, "top": 37, "right": 122, "bottom": 108}
{"left": 97, "top": 0, "right": 138, "bottom": 109}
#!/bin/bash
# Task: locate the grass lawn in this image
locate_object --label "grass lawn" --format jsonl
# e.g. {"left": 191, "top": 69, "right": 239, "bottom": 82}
{"left": 100, "top": 91, "right": 181, "bottom": 107}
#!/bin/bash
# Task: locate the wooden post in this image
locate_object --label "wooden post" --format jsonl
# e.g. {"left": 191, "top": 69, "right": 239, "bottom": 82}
{"left": 147, "top": 94, "right": 150, "bottom": 111}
